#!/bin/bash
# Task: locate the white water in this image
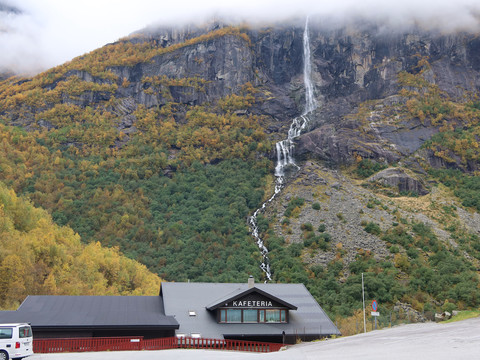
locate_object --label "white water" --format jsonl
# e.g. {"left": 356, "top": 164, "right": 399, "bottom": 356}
{"left": 249, "top": 17, "right": 317, "bottom": 282}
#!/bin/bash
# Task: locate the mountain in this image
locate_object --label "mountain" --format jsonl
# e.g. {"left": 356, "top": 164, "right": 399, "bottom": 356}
{"left": 0, "top": 17, "right": 480, "bottom": 318}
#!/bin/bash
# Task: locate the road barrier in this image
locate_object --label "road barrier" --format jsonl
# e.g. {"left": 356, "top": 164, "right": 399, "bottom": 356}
{"left": 33, "top": 336, "right": 283, "bottom": 354}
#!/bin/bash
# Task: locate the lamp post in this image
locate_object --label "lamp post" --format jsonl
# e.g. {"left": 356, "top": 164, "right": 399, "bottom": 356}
{"left": 362, "top": 273, "right": 366, "bottom": 333}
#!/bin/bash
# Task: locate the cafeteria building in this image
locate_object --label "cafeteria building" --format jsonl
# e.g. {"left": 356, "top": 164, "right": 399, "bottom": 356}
{"left": 0, "top": 277, "right": 340, "bottom": 344}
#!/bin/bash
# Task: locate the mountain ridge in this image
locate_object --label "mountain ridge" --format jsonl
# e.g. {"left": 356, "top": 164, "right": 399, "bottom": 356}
{"left": 0, "top": 18, "right": 480, "bottom": 318}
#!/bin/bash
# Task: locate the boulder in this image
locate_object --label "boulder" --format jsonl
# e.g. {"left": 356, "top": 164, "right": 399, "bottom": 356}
{"left": 296, "top": 122, "right": 400, "bottom": 165}
{"left": 393, "top": 302, "right": 427, "bottom": 322}
{"left": 368, "top": 168, "right": 429, "bottom": 195}
{"left": 435, "top": 311, "right": 452, "bottom": 322}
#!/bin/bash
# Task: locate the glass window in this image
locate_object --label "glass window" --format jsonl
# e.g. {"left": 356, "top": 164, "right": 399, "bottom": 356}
{"left": 0, "top": 328, "right": 12, "bottom": 339}
{"left": 243, "top": 309, "right": 258, "bottom": 323}
{"left": 226, "top": 309, "right": 242, "bottom": 323}
{"left": 19, "top": 326, "right": 32, "bottom": 338}
{"left": 219, "top": 308, "right": 288, "bottom": 324}
{"left": 259, "top": 310, "right": 265, "bottom": 323}
{"left": 266, "top": 309, "right": 280, "bottom": 323}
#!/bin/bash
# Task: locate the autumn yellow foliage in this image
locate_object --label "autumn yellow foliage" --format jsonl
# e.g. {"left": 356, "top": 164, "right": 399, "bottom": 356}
{"left": 0, "top": 182, "right": 161, "bottom": 310}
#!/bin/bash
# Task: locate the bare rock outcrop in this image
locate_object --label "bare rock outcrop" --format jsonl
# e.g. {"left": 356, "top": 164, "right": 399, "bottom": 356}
{"left": 367, "top": 168, "right": 429, "bottom": 195}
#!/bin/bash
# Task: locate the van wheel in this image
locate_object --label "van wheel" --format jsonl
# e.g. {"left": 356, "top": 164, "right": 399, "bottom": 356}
{"left": 0, "top": 350, "right": 9, "bottom": 360}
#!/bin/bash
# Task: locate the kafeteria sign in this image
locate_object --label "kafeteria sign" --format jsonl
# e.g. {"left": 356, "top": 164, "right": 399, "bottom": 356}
{"left": 231, "top": 300, "right": 273, "bottom": 307}
{"left": 225, "top": 293, "right": 283, "bottom": 308}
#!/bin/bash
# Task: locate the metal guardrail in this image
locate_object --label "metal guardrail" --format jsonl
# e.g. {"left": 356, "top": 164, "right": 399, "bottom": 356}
{"left": 33, "top": 336, "right": 283, "bottom": 354}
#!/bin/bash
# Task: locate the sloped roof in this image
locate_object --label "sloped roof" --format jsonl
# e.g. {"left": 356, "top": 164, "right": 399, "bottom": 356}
{"left": 206, "top": 287, "right": 297, "bottom": 310}
{"left": 161, "top": 282, "right": 340, "bottom": 339}
{"left": 0, "top": 296, "right": 178, "bottom": 329}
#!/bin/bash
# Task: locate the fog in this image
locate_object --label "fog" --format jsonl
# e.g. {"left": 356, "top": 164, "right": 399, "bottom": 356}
{"left": 1, "top": 0, "right": 479, "bottom": 76}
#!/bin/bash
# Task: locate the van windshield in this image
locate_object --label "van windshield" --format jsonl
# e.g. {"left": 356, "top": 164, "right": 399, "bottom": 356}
{"left": 0, "top": 328, "right": 12, "bottom": 339}
{"left": 19, "top": 326, "right": 32, "bottom": 338}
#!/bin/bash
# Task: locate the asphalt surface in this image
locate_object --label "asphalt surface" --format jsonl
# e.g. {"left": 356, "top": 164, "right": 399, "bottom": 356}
{"left": 29, "top": 317, "right": 480, "bottom": 360}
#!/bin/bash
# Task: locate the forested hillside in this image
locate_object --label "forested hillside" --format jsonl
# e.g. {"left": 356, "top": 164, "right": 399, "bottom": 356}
{"left": 1, "top": 19, "right": 480, "bottom": 319}
{"left": 0, "top": 182, "right": 160, "bottom": 310}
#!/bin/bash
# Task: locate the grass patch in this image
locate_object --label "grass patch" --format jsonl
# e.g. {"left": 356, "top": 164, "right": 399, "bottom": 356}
{"left": 443, "top": 310, "right": 480, "bottom": 323}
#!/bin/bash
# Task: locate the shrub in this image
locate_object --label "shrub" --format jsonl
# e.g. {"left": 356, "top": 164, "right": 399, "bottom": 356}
{"left": 442, "top": 301, "right": 456, "bottom": 313}
{"left": 320, "top": 233, "right": 332, "bottom": 242}
{"left": 284, "top": 197, "right": 305, "bottom": 218}
{"left": 389, "top": 245, "right": 400, "bottom": 254}
{"left": 289, "top": 243, "right": 304, "bottom": 257}
{"left": 304, "top": 233, "right": 331, "bottom": 250}
{"left": 364, "top": 222, "right": 382, "bottom": 235}
{"left": 312, "top": 202, "right": 321, "bottom": 210}
{"left": 406, "top": 247, "right": 419, "bottom": 259}
{"left": 355, "top": 159, "right": 387, "bottom": 178}
{"left": 301, "top": 223, "right": 314, "bottom": 232}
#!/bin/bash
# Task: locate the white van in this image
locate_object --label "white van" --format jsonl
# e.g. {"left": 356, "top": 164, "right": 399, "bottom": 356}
{"left": 0, "top": 324, "right": 33, "bottom": 360}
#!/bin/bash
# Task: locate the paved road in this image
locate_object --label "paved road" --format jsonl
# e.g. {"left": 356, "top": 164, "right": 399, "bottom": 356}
{"left": 30, "top": 317, "right": 480, "bottom": 360}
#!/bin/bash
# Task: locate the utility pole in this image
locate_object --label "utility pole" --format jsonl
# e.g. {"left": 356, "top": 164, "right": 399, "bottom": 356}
{"left": 362, "top": 273, "right": 366, "bottom": 333}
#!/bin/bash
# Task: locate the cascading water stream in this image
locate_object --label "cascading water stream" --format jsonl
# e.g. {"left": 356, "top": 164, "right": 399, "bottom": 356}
{"left": 249, "top": 17, "right": 317, "bottom": 282}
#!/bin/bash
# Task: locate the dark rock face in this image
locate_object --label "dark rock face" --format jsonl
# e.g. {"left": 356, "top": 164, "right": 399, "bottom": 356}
{"left": 368, "top": 168, "right": 429, "bottom": 195}
{"left": 3, "top": 20, "right": 480, "bottom": 169}
{"left": 295, "top": 122, "right": 400, "bottom": 165}
{"left": 288, "top": 26, "right": 480, "bottom": 167}
{"left": 111, "top": 34, "right": 256, "bottom": 106}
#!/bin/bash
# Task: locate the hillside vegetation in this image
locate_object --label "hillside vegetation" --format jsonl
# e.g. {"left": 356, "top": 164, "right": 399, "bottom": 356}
{"left": 0, "top": 182, "right": 160, "bottom": 310}
{"left": 0, "top": 27, "right": 270, "bottom": 283}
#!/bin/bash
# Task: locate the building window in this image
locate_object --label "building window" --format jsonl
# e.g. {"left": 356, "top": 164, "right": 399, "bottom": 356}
{"left": 243, "top": 309, "right": 258, "bottom": 323}
{"left": 226, "top": 309, "right": 242, "bottom": 323}
{"left": 266, "top": 309, "right": 280, "bottom": 322}
{"left": 219, "top": 309, "right": 287, "bottom": 323}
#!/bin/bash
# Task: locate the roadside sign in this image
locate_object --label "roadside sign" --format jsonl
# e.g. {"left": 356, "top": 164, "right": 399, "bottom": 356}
{"left": 371, "top": 299, "right": 378, "bottom": 312}
{"left": 371, "top": 311, "right": 380, "bottom": 316}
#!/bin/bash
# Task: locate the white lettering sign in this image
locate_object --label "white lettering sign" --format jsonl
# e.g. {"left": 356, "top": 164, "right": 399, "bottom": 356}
{"left": 232, "top": 300, "right": 273, "bottom": 307}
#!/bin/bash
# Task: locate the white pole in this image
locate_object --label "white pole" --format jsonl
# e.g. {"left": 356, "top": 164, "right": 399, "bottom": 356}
{"left": 362, "top": 273, "right": 366, "bottom": 333}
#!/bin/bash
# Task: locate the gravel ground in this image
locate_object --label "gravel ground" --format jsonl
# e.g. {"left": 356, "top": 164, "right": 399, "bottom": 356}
{"left": 29, "top": 317, "right": 480, "bottom": 360}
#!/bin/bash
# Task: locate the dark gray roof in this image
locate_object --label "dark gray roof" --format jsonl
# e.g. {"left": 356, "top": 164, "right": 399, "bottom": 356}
{"left": 161, "top": 282, "right": 340, "bottom": 339}
{"left": 206, "top": 287, "right": 297, "bottom": 310}
{"left": 0, "top": 296, "right": 178, "bottom": 329}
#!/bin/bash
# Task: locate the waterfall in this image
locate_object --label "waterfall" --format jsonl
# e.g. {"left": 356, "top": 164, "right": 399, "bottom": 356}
{"left": 303, "top": 16, "right": 317, "bottom": 115}
{"left": 249, "top": 17, "right": 317, "bottom": 282}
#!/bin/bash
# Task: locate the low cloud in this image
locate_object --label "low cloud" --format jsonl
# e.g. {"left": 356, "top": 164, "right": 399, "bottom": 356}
{"left": 1, "top": 0, "right": 479, "bottom": 76}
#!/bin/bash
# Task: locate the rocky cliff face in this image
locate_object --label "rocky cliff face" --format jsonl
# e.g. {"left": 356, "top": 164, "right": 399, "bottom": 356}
{"left": 115, "top": 22, "right": 480, "bottom": 169}
{"left": 8, "top": 20, "right": 479, "bottom": 162}
{"left": 3, "top": 19, "right": 479, "bottom": 225}
{"left": 295, "top": 27, "right": 480, "bottom": 168}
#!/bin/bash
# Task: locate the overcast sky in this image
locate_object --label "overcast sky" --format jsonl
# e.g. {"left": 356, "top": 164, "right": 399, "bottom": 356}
{"left": 1, "top": 0, "right": 480, "bottom": 76}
